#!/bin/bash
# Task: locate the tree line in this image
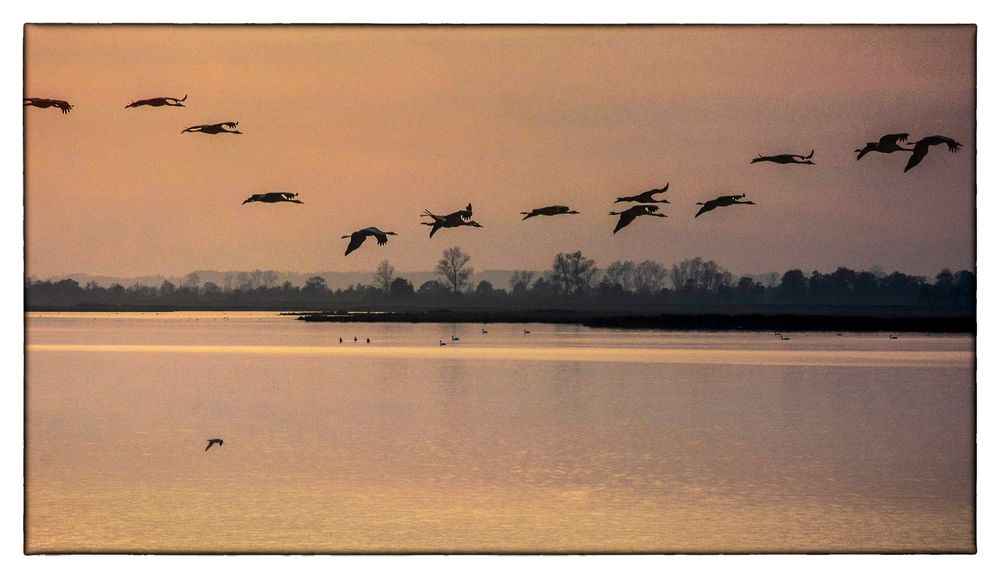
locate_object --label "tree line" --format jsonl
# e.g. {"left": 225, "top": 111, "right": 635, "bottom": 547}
{"left": 26, "top": 247, "right": 974, "bottom": 312}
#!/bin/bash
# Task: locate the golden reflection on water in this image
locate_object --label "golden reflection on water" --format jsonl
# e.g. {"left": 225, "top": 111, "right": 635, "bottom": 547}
{"left": 26, "top": 343, "right": 971, "bottom": 368}
{"left": 25, "top": 316, "right": 975, "bottom": 553}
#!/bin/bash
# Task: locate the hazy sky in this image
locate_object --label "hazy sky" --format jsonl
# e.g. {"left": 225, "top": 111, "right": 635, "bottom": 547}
{"left": 24, "top": 25, "right": 975, "bottom": 279}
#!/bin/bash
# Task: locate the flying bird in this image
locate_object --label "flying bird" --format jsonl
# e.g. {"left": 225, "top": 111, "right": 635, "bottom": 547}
{"left": 24, "top": 98, "right": 73, "bottom": 114}
{"left": 242, "top": 192, "right": 303, "bottom": 205}
{"left": 694, "top": 194, "right": 756, "bottom": 218}
{"left": 614, "top": 183, "right": 670, "bottom": 204}
{"left": 520, "top": 205, "right": 580, "bottom": 220}
{"left": 609, "top": 204, "right": 667, "bottom": 234}
{"left": 341, "top": 227, "right": 398, "bottom": 255}
{"left": 421, "top": 203, "right": 482, "bottom": 238}
{"left": 903, "top": 135, "right": 963, "bottom": 172}
{"left": 182, "top": 121, "right": 241, "bottom": 134}
{"left": 751, "top": 150, "right": 814, "bottom": 165}
{"left": 126, "top": 95, "right": 187, "bottom": 108}
{"left": 855, "top": 133, "right": 912, "bottom": 160}
{"left": 205, "top": 438, "right": 224, "bottom": 452}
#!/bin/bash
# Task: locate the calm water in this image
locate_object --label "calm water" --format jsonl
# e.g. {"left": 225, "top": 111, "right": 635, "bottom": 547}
{"left": 25, "top": 312, "right": 975, "bottom": 553}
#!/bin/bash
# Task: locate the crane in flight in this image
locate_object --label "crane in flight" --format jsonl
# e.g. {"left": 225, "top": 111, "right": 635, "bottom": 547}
{"left": 609, "top": 204, "right": 666, "bottom": 234}
{"left": 242, "top": 192, "right": 303, "bottom": 205}
{"left": 855, "top": 133, "right": 912, "bottom": 160}
{"left": 205, "top": 438, "right": 224, "bottom": 452}
{"left": 520, "top": 205, "right": 580, "bottom": 220}
{"left": 694, "top": 194, "right": 756, "bottom": 218}
{"left": 126, "top": 95, "right": 187, "bottom": 108}
{"left": 614, "top": 183, "right": 670, "bottom": 204}
{"left": 182, "top": 121, "right": 242, "bottom": 135}
{"left": 903, "top": 135, "right": 963, "bottom": 172}
{"left": 24, "top": 98, "right": 73, "bottom": 114}
{"left": 421, "top": 203, "right": 483, "bottom": 238}
{"left": 342, "top": 227, "right": 398, "bottom": 255}
{"left": 751, "top": 150, "right": 814, "bottom": 165}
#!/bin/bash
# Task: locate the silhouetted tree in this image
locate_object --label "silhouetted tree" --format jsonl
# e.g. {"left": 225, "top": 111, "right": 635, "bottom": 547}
{"left": 551, "top": 251, "right": 597, "bottom": 296}
{"left": 373, "top": 259, "right": 395, "bottom": 294}
{"left": 632, "top": 260, "right": 668, "bottom": 295}
{"left": 604, "top": 260, "right": 636, "bottom": 292}
{"left": 389, "top": 277, "right": 415, "bottom": 301}
{"left": 417, "top": 279, "right": 450, "bottom": 299}
{"left": 776, "top": 269, "right": 808, "bottom": 303}
{"left": 509, "top": 270, "right": 535, "bottom": 294}
{"left": 436, "top": 246, "right": 474, "bottom": 293}
{"left": 302, "top": 276, "right": 330, "bottom": 297}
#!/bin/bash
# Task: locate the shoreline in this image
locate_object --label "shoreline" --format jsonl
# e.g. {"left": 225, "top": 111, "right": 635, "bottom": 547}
{"left": 297, "top": 310, "right": 974, "bottom": 333}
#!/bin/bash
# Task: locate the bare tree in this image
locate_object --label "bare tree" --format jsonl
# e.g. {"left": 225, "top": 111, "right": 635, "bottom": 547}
{"left": 436, "top": 247, "right": 474, "bottom": 293}
{"left": 236, "top": 272, "right": 253, "bottom": 291}
{"left": 181, "top": 272, "right": 201, "bottom": 289}
{"left": 670, "top": 257, "right": 733, "bottom": 293}
{"left": 604, "top": 260, "right": 636, "bottom": 292}
{"left": 551, "top": 251, "right": 597, "bottom": 296}
{"left": 632, "top": 260, "right": 668, "bottom": 294}
{"left": 763, "top": 272, "right": 780, "bottom": 288}
{"left": 373, "top": 259, "right": 396, "bottom": 294}
{"left": 509, "top": 270, "right": 535, "bottom": 293}
{"left": 261, "top": 270, "right": 279, "bottom": 289}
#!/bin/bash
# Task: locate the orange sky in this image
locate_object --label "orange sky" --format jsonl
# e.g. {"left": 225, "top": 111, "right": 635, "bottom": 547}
{"left": 24, "top": 25, "right": 975, "bottom": 279}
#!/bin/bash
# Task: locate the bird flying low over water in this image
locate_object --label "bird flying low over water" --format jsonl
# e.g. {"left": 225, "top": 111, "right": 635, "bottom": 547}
{"left": 695, "top": 194, "right": 756, "bottom": 218}
{"left": 855, "top": 133, "right": 912, "bottom": 160}
{"left": 182, "top": 121, "right": 241, "bottom": 134}
{"left": 615, "top": 183, "right": 670, "bottom": 204}
{"left": 24, "top": 98, "right": 73, "bottom": 114}
{"left": 751, "top": 150, "right": 814, "bottom": 165}
{"left": 205, "top": 438, "right": 224, "bottom": 451}
{"left": 903, "top": 135, "right": 963, "bottom": 172}
{"left": 609, "top": 204, "right": 666, "bottom": 234}
{"left": 242, "top": 192, "right": 303, "bottom": 205}
{"left": 126, "top": 95, "right": 187, "bottom": 108}
{"left": 342, "top": 227, "right": 398, "bottom": 255}
{"left": 421, "top": 203, "right": 483, "bottom": 238}
{"left": 520, "top": 205, "right": 580, "bottom": 220}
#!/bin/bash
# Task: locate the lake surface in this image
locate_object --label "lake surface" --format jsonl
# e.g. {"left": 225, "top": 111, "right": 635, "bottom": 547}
{"left": 25, "top": 312, "right": 975, "bottom": 553}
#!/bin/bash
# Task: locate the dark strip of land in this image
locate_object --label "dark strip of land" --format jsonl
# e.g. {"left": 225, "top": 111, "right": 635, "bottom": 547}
{"left": 298, "top": 310, "right": 974, "bottom": 333}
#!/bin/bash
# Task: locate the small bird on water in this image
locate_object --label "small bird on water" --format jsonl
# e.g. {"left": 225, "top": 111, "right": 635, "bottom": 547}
{"left": 205, "top": 438, "right": 224, "bottom": 451}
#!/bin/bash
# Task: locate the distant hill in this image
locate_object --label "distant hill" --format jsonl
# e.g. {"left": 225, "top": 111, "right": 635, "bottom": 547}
{"left": 39, "top": 269, "right": 543, "bottom": 292}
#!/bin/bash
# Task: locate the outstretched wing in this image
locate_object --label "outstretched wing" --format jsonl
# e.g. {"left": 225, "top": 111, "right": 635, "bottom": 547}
{"left": 344, "top": 231, "right": 366, "bottom": 256}
{"left": 364, "top": 228, "right": 390, "bottom": 245}
{"left": 613, "top": 211, "right": 638, "bottom": 234}
{"left": 922, "top": 135, "right": 963, "bottom": 153}
{"left": 205, "top": 440, "right": 213, "bottom": 451}
{"left": 904, "top": 141, "right": 931, "bottom": 172}
{"left": 880, "top": 133, "right": 909, "bottom": 147}
{"left": 221, "top": 122, "right": 239, "bottom": 129}
{"left": 695, "top": 201, "right": 717, "bottom": 218}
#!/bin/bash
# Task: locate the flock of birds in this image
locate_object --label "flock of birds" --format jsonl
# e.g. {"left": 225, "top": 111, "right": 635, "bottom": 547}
{"left": 25, "top": 94, "right": 965, "bottom": 257}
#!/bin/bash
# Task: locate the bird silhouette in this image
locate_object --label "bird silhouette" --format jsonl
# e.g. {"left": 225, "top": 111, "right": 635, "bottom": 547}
{"left": 903, "top": 135, "right": 963, "bottom": 172}
{"left": 242, "top": 192, "right": 303, "bottom": 205}
{"left": 182, "top": 122, "right": 241, "bottom": 135}
{"left": 751, "top": 150, "right": 814, "bottom": 165}
{"left": 341, "top": 227, "right": 398, "bottom": 255}
{"left": 421, "top": 203, "right": 482, "bottom": 238}
{"left": 520, "top": 205, "right": 580, "bottom": 220}
{"left": 694, "top": 194, "right": 756, "bottom": 218}
{"left": 609, "top": 204, "right": 667, "bottom": 234}
{"left": 24, "top": 98, "right": 73, "bottom": 114}
{"left": 205, "top": 438, "right": 224, "bottom": 451}
{"left": 855, "top": 133, "right": 912, "bottom": 160}
{"left": 126, "top": 95, "right": 187, "bottom": 108}
{"left": 614, "top": 183, "right": 670, "bottom": 204}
